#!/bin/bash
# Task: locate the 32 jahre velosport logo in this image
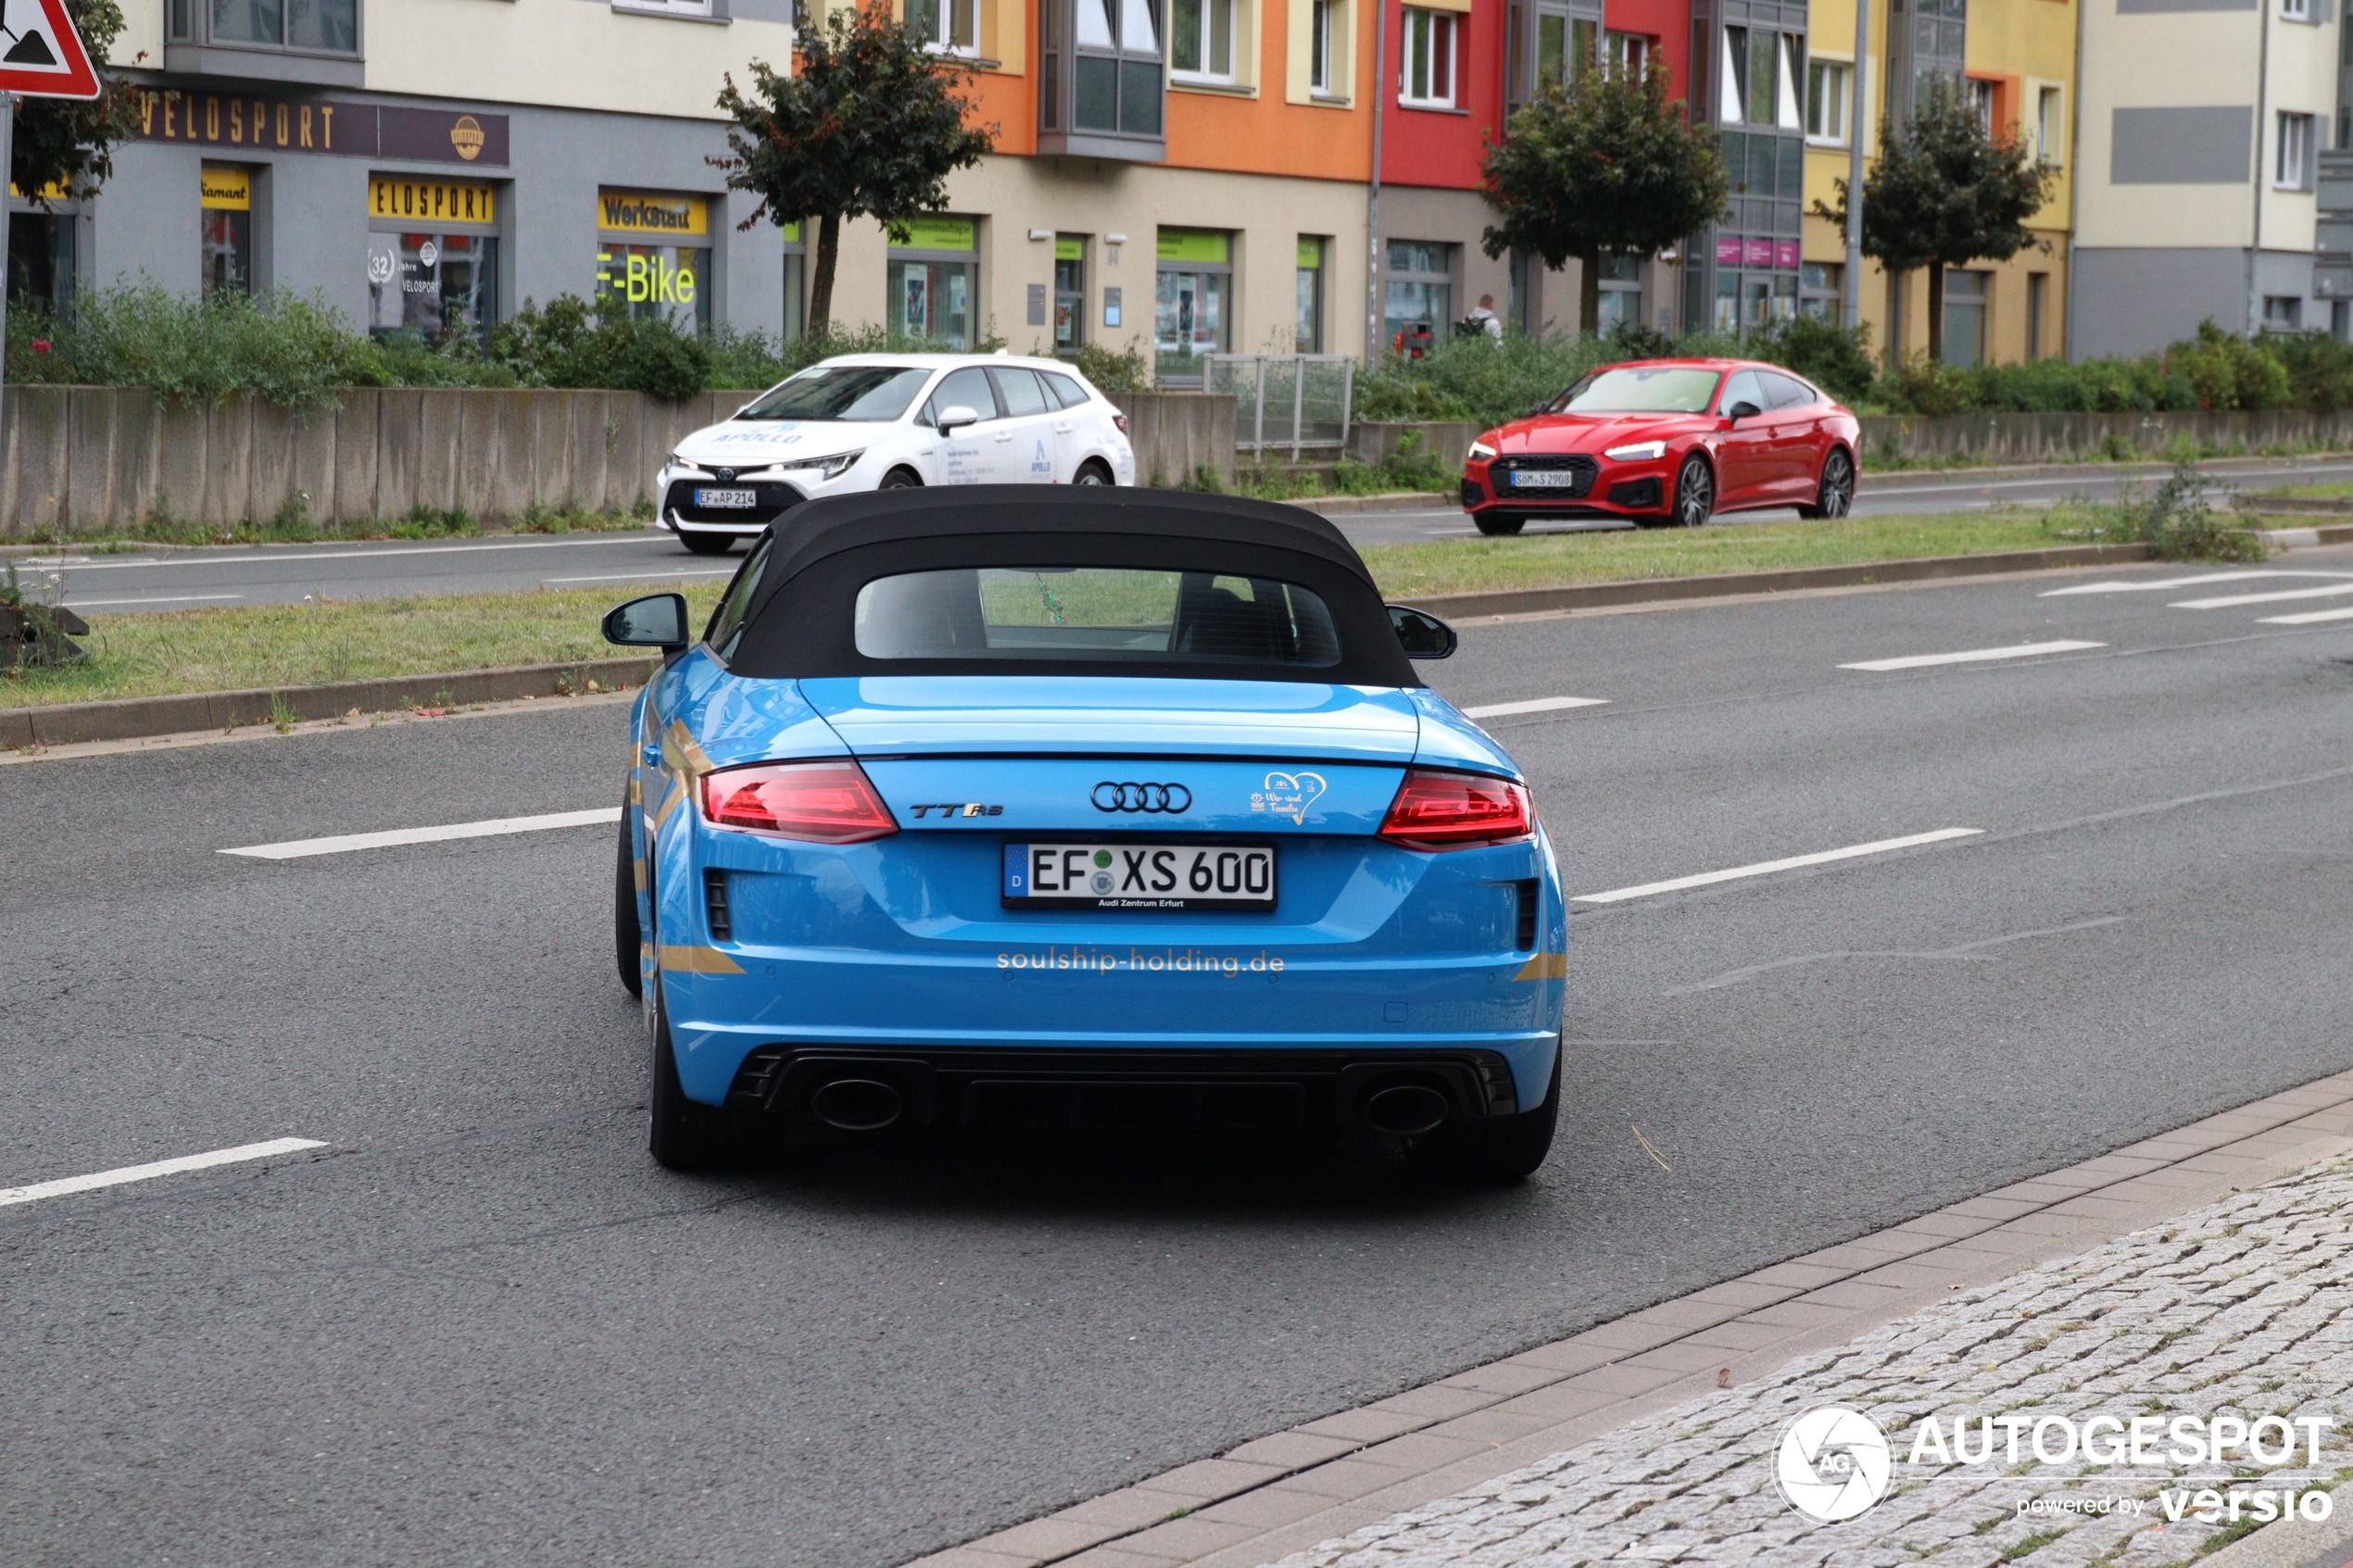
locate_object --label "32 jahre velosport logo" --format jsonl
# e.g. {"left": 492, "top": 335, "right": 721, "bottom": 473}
{"left": 1777, "top": 1406, "right": 1893, "bottom": 1522}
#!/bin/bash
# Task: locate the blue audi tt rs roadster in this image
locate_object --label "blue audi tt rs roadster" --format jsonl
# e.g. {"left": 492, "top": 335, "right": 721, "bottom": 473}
{"left": 604, "top": 488, "right": 1566, "bottom": 1178}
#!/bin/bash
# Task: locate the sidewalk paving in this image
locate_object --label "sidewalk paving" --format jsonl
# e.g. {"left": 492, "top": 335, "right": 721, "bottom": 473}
{"left": 1275, "top": 1160, "right": 2353, "bottom": 1568}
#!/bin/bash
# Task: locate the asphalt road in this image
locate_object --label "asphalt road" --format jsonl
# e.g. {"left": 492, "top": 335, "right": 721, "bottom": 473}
{"left": 14, "top": 454, "right": 2353, "bottom": 612}
{"left": 6, "top": 550, "right": 2352, "bottom": 1567}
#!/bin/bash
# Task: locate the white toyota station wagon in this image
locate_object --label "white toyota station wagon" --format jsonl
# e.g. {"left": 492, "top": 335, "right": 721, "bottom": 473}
{"left": 657, "top": 353, "right": 1139, "bottom": 554}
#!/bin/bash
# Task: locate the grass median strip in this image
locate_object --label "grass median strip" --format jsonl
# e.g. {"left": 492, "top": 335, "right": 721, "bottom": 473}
{"left": 0, "top": 506, "right": 2174, "bottom": 713}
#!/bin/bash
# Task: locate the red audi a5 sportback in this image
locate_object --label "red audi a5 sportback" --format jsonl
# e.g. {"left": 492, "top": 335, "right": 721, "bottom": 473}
{"left": 1460, "top": 358, "right": 1861, "bottom": 536}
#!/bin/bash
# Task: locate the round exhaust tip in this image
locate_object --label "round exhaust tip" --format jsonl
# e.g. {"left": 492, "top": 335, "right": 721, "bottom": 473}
{"left": 809, "top": 1077, "right": 904, "bottom": 1132}
{"left": 1364, "top": 1083, "right": 1451, "bottom": 1136}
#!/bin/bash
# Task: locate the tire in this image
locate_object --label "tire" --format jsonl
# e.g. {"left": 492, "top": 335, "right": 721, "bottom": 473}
{"left": 1461, "top": 1047, "right": 1561, "bottom": 1184}
{"left": 1673, "top": 454, "right": 1714, "bottom": 528}
{"left": 1798, "top": 447, "right": 1856, "bottom": 520}
{"left": 678, "top": 529, "right": 736, "bottom": 556}
{"left": 648, "top": 983, "right": 740, "bottom": 1172}
{"left": 1472, "top": 512, "right": 1526, "bottom": 536}
{"left": 615, "top": 795, "right": 643, "bottom": 999}
{"left": 1073, "top": 460, "right": 1115, "bottom": 485}
{"left": 879, "top": 468, "right": 924, "bottom": 489}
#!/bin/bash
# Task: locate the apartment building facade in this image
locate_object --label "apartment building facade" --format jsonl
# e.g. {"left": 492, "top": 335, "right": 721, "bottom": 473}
{"left": 1794, "top": 0, "right": 2075, "bottom": 365}
{"left": 2072, "top": 0, "right": 2340, "bottom": 356}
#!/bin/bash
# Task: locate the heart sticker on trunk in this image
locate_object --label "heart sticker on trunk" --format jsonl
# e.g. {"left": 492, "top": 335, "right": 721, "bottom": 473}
{"left": 1252, "top": 771, "right": 1327, "bottom": 824}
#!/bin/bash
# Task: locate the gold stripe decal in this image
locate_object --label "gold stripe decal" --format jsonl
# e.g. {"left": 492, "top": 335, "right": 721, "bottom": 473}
{"left": 1513, "top": 952, "right": 1569, "bottom": 981}
{"left": 658, "top": 945, "right": 745, "bottom": 975}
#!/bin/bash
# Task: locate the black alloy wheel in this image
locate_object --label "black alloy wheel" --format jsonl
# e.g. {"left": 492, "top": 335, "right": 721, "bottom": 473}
{"left": 1073, "top": 461, "right": 1114, "bottom": 485}
{"left": 1473, "top": 512, "right": 1527, "bottom": 536}
{"left": 679, "top": 530, "right": 736, "bottom": 556}
{"left": 879, "top": 469, "right": 925, "bottom": 489}
{"left": 1674, "top": 455, "right": 1714, "bottom": 528}
{"left": 1801, "top": 448, "right": 1856, "bottom": 520}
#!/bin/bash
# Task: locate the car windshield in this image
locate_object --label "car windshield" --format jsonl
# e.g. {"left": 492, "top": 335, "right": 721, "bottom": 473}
{"left": 854, "top": 567, "right": 1342, "bottom": 666}
{"left": 736, "top": 366, "right": 934, "bottom": 422}
{"left": 1546, "top": 366, "right": 1723, "bottom": 414}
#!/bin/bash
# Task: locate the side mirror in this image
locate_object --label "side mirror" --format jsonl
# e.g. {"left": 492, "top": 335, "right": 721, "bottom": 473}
{"left": 936, "top": 404, "right": 983, "bottom": 433}
{"left": 1725, "top": 400, "right": 1762, "bottom": 423}
{"left": 603, "top": 592, "right": 690, "bottom": 651}
{"left": 1389, "top": 604, "right": 1458, "bottom": 659}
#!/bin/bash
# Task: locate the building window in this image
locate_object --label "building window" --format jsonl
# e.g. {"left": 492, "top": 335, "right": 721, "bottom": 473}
{"left": 1170, "top": 0, "right": 1234, "bottom": 81}
{"left": 2277, "top": 112, "right": 2315, "bottom": 190}
{"left": 888, "top": 215, "right": 980, "bottom": 348}
{"left": 2037, "top": 85, "right": 2063, "bottom": 165}
{"left": 1156, "top": 228, "right": 1232, "bottom": 383}
{"left": 1309, "top": 0, "right": 1335, "bottom": 90}
{"left": 1296, "top": 235, "right": 1326, "bottom": 351}
{"left": 1967, "top": 77, "right": 1994, "bottom": 132}
{"left": 2263, "top": 295, "right": 2303, "bottom": 331}
{"left": 594, "top": 190, "right": 712, "bottom": 337}
{"left": 7, "top": 201, "right": 76, "bottom": 319}
{"left": 781, "top": 220, "right": 807, "bottom": 341}
{"left": 1401, "top": 7, "right": 1455, "bottom": 107}
{"left": 1384, "top": 239, "right": 1453, "bottom": 358}
{"left": 1806, "top": 58, "right": 1848, "bottom": 142}
{"left": 907, "top": 0, "right": 980, "bottom": 54}
{"left": 1074, "top": 0, "right": 1165, "bottom": 136}
{"left": 1943, "top": 269, "right": 1987, "bottom": 366}
{"left": 1604, "top": 30, "right": 1647, "bottom": 76}
{"left": 2027, "top": 270, "right": 2047, "bottom": 359}
{"left": 201, "top": 163, "right": 252, "bottom": 296}
{"left": 2283, "top": 0, "right": 2309, "bottom": 19}
{"left": 1537, "top": 13, "right": 1596, "bottom": 91}
{"left": 1723, "top": 26, "right": 1804, "bottom": 128}
{"left": 2334, "top": 300, "right": 2349, "bottom": 341}
{"left": 1055, "top": 234, "right": 1087, "bottom": 351}
{"left": 1595, "top": 253, "right": 1642, "bottom": 333}
{"left": 2341, "top": 106, "right": 2352, "bottom": 151}
{"left": 1799, "top": 260, "right": 1842, "bottom": 320}
{"left": 199, "top": 0, "right": 359, "bottom": 51}
{"left": 367, "top": 177, "right": 500, "bottom": 343}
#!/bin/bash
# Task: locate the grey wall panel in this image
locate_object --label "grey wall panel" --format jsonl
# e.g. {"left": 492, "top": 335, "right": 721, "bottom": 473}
{"left": 2117, "top": 0, "right": 2254, "bottom": 12}
{"left": 92, "top": 141, "right": 204, "bottom": 294}
{"left": 2111, "top": 107, "right": 2254, "bottom": 183}
{"left": 2071, "top": 248, "right": 2247, "bottom": 358}
{"left": 270, "top": 154, "right": 371, "bottom": 326}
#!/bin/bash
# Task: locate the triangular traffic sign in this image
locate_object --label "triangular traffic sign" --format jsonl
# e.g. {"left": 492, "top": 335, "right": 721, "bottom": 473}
{"left": 0, "top": 0, "right": 98, "bottom": 98}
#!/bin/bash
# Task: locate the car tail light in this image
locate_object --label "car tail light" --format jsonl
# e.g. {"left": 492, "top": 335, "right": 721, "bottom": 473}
{"left": 700, "top": 760, "right": 899, "bottom": 843}
{"left": 1112, "top": 412, "right": 1130, "bottom": 434}
{"left": 1378, "top": 769, "right": 1531, "bottom": 850}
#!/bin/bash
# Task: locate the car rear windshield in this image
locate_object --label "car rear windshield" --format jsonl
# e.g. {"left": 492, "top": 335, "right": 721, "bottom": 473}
{"left": 853, "top": 567, "right": 1342, "bottom": 667}
{"left": 736, "top": 366, "right": 932, "bottom": 422}
{"left": 1546, "top": 366, "right": 1722, "bottom": 414}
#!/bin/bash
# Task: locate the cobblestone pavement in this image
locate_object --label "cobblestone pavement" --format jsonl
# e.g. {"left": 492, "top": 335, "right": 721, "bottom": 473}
{"left": 1271, "top": 1160, "right": 2353, "bottom": 1568}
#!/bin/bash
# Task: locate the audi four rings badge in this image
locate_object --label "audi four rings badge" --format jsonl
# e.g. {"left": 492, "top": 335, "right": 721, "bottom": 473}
{"left": 1092, "top": 783, "right": 1191, "bottom": 813}
{"left": 1251, "top": 771, "right": 1327, "bottom": 824}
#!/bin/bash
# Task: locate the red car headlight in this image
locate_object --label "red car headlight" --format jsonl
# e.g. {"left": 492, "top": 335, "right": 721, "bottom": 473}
{"left": 700, "top": 759, "right": 899, "bottom": 842}
{"left": 1378, "top": 768, "right": 1532, "bottom": 850}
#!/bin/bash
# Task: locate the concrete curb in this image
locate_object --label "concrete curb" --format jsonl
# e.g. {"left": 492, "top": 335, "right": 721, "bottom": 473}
{"left": 1397, "top": 543, "right": 2160, "bottom": 621}
{"left": 2, "top": 655, "right": 659, "bottom": 750}
{"left": 904, "top": 1071, "right": 2353, "bottom": 1568}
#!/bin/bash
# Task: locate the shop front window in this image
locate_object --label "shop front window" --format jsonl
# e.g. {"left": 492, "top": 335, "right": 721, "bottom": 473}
{"left": 781, "top": 221, "right": 806, "bottom": 341}
{"left": 1384, "top": 239, "right": 1453, "bottom": 357}
{"left": 1296, "top": 236, "right": 1325, "bottom": 352}
{"left": 1155, "top": 228, "right": 1232, "bottom": 383}
{"left": 7, "top": 208, "right": 75, "bottom": 317}
{"left": 201, "top": 163, "right": 252, "bottom": 296}
{"left": 368, "top": 232, "right": 497, "bottom": 340}
{"left": 1595, "top": 252, "right": 1641, "bottom": 333}
{"left": 596, "top": 189, "right": 714, "bottom": 336}
{"left": 888, "top": 215, "right": 980, "bottom": 349}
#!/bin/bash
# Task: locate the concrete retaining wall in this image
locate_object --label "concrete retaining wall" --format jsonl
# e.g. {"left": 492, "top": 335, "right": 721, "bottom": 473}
{"left": 1856, "top": 409, "right": 2353, "bottom": 463}
{"left": 0, "top": 384, "right": 1238, "bottom": 536}
{"left": 1348, "top": 420, "right": 1477, "bottom": 471}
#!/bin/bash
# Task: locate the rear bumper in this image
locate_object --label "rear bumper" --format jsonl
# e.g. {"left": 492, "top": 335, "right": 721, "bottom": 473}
{"left": 718, "top": 1042, "right": 1551, "bottom": 1133}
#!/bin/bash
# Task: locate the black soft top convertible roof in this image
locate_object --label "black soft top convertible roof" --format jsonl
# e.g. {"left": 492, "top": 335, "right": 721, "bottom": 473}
{"left": 725, "top": 486, "right": 1418, "bottom": 685}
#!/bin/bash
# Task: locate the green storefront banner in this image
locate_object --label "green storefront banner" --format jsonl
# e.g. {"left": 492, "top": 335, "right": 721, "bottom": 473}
{"left": 1297, "top": 237, "right": 1323, "bottom": 269}
{"left": 1056, "top": 236, "right": 1085, "bottom": 260}
{"left": 890, "top": 215, "right": 977, "bottom": 252}
{"left": 1158, "top": 229, "right": 1230, "bottom": 264}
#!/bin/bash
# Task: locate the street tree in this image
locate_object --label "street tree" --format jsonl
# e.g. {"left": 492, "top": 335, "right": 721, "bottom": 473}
{"left": 1813, "top": 81, "right": 2054, "bottom": 364}
{"left": 11, "top": 0, "right": 142, "bottom": 206}
{"left": 714, "top": 0, "right": 994, "bottom": 336}
{"left": 1478, "top": 58, "right": 1730, "bottom": 336}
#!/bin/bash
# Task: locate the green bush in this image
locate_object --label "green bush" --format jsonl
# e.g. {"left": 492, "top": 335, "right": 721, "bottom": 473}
{"left": 487, "top": 295, "right": 713, "bottom": 401}
{"left": 1066, "top": 340, "right": 1152, "bottom": 395}
{"left": 2131, "top": 456, "right": 2268, "bottom": 561}
{"left": 6, "top": 286, "right": 384, "bottom": 412}
{"left": 2257, "top": 330, "right": 2353, "bottom": 414}
{"left": 2160, "top": 320, "right": 2292, "bottom": 410}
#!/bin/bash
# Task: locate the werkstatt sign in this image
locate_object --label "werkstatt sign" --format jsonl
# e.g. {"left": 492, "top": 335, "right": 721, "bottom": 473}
{"left": 134, "top": 91, "right": 510, "bottom": 167}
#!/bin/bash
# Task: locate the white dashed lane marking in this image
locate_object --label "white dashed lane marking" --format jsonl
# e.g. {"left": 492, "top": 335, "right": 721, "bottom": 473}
{"left": 2040, "top": 571, "right": 2353, "bottom": 596}
{"left": 1461, "top": 696, "right": 1611, "bottom": 719}
{"left": 222, "top": 808, "right": 623, "bottom": 860}
{"left": 1839, "top": 641, "right": 2106, "bottom": 672}
{"left": 1572, "top": 828, "right": 1985, "bottom": 905}
{"left": 1, "top": 1138, "right": 327, "bottom": 1208}
{"left": 63, "top": 595, "right": 246, "bottom": 608}
{"left": 2261, "top": 605, "right": 2353, "bottom": 626}
{"left": 541, "top": 569, "right": 738, "bottom": 584}
{"left": 2169, "top": 582, "right": 2353, "bottom": 610}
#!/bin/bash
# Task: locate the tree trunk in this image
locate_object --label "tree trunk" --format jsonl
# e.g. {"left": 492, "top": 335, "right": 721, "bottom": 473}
{"left": 809, "top": 212, "right": 841, "bottom": 338}
{"left": 1578, "top": 249, "right": 1602, "bottom": 338}
{"left": 1885, "top": 266, "right": 1905, "bottom": 366}
{"left": 1925, "top": 263, "right": 1945, "bottom": 367}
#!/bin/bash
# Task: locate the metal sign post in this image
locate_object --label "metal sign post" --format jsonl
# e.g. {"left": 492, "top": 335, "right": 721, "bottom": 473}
{"left": 1, "top": 90, "right": 13, "bottom": 456}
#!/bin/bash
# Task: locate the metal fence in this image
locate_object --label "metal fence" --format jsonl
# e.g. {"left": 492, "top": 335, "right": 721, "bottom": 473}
{"left": 1205, "top": 355, "right": 1354, "bottom": 460}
